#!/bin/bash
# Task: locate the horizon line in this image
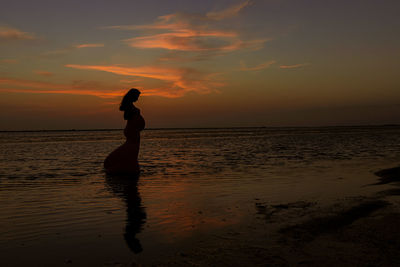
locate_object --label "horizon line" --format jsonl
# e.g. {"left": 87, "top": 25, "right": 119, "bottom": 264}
{"left": 0, "top": 124, "right": 399, "bottom": 133}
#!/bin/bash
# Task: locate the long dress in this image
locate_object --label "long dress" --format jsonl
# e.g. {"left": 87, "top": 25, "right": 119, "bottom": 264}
{"left": 104, "top": 108, "right": 145, "bottom": 175}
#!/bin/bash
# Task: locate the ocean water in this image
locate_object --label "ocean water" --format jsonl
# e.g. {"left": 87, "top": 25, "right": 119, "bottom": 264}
{"left": 1, "top": 126, "right": 400, "bottom": 266}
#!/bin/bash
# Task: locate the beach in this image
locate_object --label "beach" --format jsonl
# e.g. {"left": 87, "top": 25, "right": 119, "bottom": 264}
{"left": 1, "top": 126, "right": 400, "bottom": 266}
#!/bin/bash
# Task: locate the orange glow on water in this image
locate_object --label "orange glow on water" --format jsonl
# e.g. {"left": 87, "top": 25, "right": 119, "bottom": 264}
{"left": 141, "top": 180, "right": 243, "bottom": 241}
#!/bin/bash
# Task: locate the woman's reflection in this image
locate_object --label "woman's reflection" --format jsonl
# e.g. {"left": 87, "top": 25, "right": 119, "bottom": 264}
{"left": 105, "top": 174, "right": 146, "bottom": 253}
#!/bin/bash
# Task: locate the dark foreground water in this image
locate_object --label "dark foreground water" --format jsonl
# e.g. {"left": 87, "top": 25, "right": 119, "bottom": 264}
{"left": 0, "top": 126, "right": 400, "bottom": 266}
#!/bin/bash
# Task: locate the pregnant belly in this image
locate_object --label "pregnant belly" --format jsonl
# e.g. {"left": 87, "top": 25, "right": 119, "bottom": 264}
{"left": 124, "top": 115, "right": 145, "bottom": 138}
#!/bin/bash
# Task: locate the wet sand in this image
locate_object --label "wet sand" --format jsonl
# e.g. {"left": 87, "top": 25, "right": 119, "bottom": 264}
{"left": 139, "top": 166, "right": 400, "bottom": 266}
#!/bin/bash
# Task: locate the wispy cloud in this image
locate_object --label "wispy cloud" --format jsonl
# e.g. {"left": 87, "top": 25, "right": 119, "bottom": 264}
{"left": 105, "top": 1, "right": 266, "bottom": 55}
{"left": 0, "top": 77, "right": 124, "bottom": 98}
{"left": 74, "top": 43, "right": 104, "bottom": 48}
{"left": 240, "top": 60, "right": 276, "bottom": 71}
{"left": 66, "top": 64, "right": 181, "bottom": 81}
{"left": 0, "top": 26, "right": 36, "bottom": 41}
{"left": 279, "top": 63, "right": 310, "bottom": 69}
{"left": 43, "top": 43, "right": 104, "bottom": 56}
{"left": 34, "top": 70, "right": 54, "bottom": 77}
{"left": 65, "top": 64, "right": 224, "bottom": 97}
{"left": 206, "top": 0, "right": 252, "bottom": 20}
{"left": 125, "top": 33, "right": 266, "bottom": 52}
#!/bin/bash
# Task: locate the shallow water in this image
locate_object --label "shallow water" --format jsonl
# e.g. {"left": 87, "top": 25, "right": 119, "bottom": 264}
{"left": 1, "top": 126, "right": 400, "bottom": 266}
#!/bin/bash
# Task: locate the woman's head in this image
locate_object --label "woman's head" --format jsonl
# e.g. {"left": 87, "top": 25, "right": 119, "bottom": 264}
{"left": 120, "top": 88, "right": 141, "bottom": 111}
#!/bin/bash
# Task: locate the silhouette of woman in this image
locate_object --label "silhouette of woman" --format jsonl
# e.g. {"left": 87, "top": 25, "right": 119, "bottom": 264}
{"left": 104, "top": 89, "right": 145, "bottom": 175}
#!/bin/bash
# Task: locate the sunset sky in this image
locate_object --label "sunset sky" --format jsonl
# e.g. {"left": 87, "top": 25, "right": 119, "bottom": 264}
{"left": 1, "top": 0, "right": 399, "bottom": 130}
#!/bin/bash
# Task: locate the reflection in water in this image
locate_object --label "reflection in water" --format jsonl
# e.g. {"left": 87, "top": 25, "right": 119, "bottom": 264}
{"left": 105, "top": 174, "right": 146, "bottom": 253}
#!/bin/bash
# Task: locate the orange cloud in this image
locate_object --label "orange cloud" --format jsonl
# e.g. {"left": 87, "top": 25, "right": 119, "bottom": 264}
{"left": 125, "top": 32, "right": 265, "bottom": 53}
{"left": 0, "top": 88, "right": 122, "bottom": 98}
{"left": 240, "top": 60, "right": 276, "bottom": 71}
{"left": 125, "top": 33, "right": 233, "bottom": 52}
{"left": 65, "top": 64, "right": 224, "bottom": 97}
{"left": 42, "top": 43, "right": 104, "bottom": 56}
{"left": 280, "top": 63, "right": 310, "bottom": 69}
{"left": 74, "top": 43, "right": 104, "bottom": 48}
{"left": 134, "top": 87, "right": 188, "bottom": 98}
{"left": 106, "top": 1, "right": 266, "bottom": 54}
{"left": 66, "top": 64, "right": 181, "bottom": 81}
{"left": 0, "top": 77, "right": 124, "bottom": 98}
{"left": 0, "top": 26, "right": 36, "bottom": 41}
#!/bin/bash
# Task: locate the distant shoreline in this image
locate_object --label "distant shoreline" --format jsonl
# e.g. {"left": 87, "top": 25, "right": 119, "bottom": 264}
{"left": 0, "top": 124, "right": 399, "bottom": 133}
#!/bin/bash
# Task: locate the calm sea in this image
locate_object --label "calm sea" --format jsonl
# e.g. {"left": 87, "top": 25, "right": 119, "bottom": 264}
{"left": 1, "top": 127, "right": 399, "bottom": 266}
